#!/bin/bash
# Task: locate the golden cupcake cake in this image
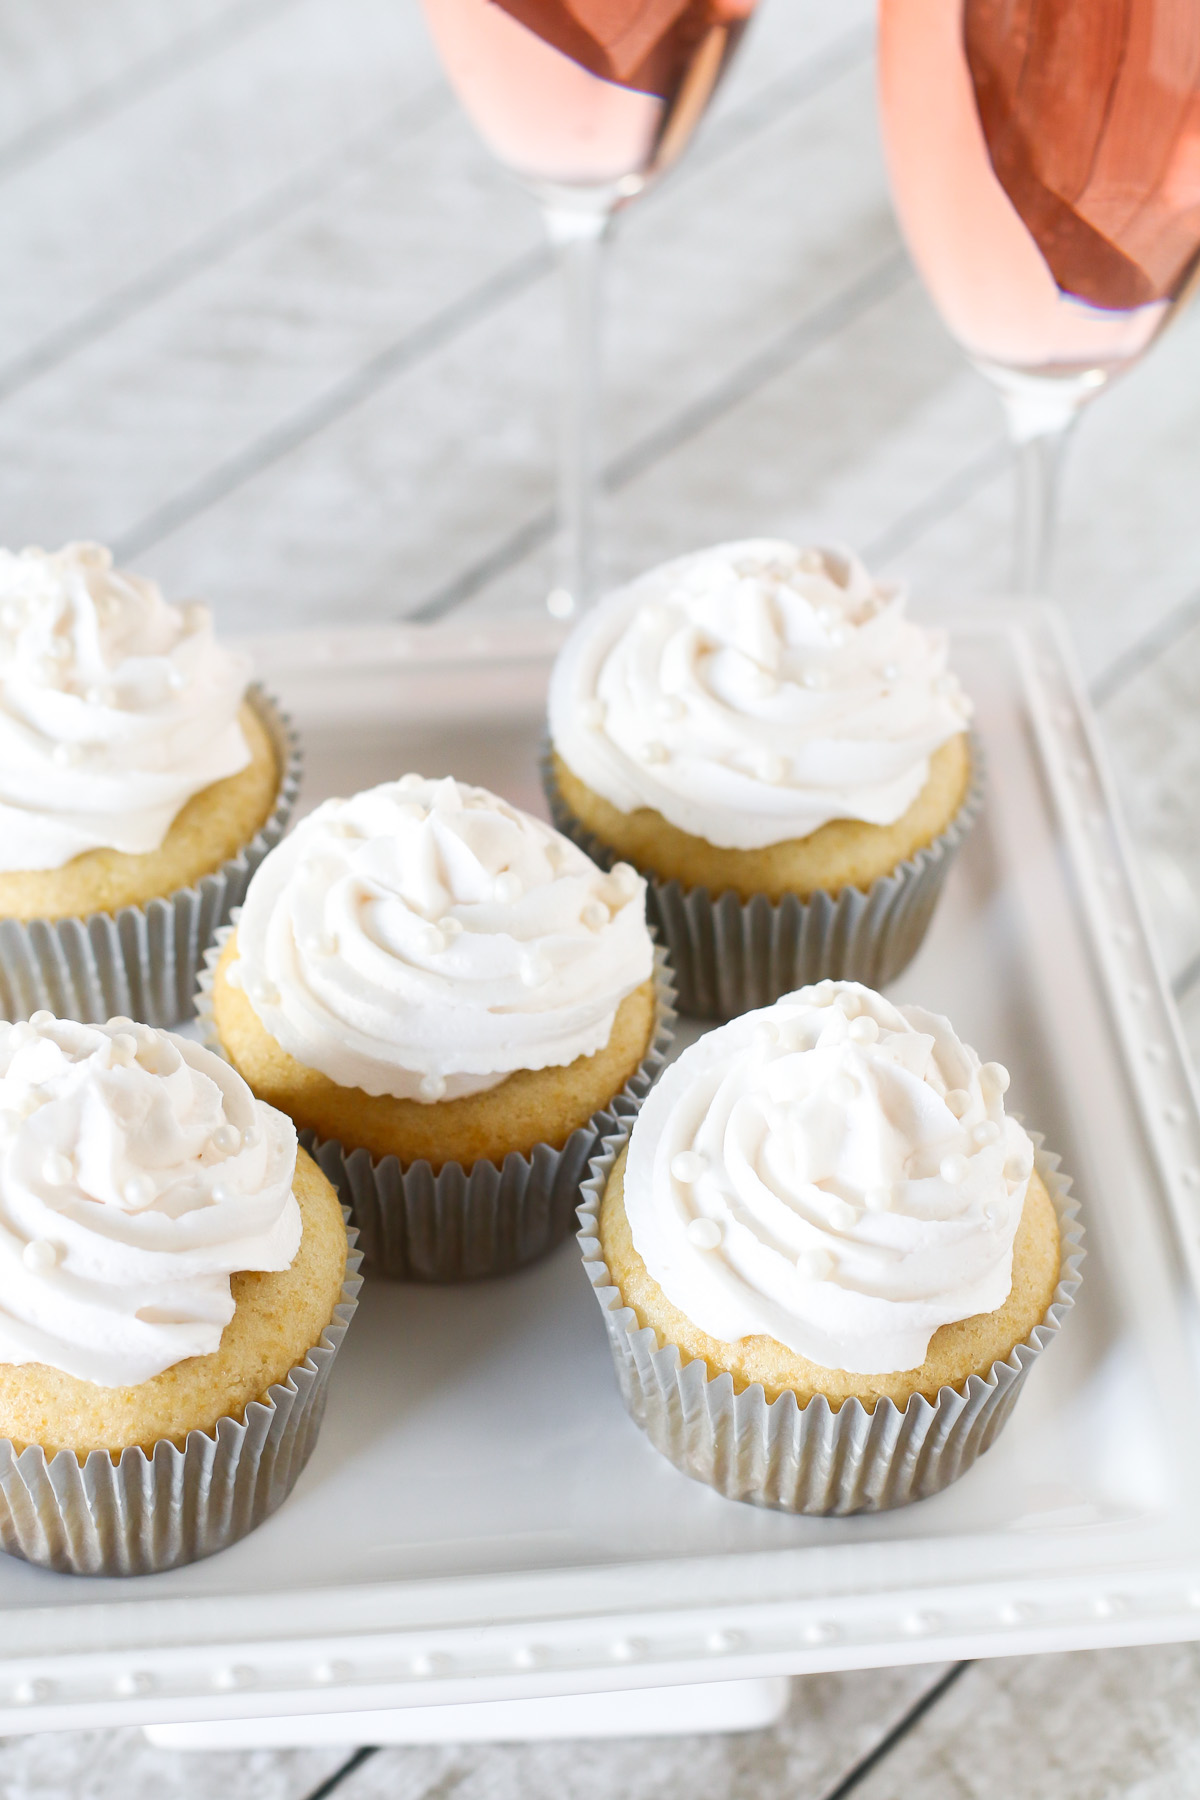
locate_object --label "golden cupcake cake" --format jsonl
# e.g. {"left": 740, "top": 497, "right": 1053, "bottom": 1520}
{"left": 580, "top": 980, "right": 1081, "bottom": 1513}
{"left": 0, "top": 542, "right": 299, "bottom": 1025}
{"left": 0, "top": 1012, "right": 358, "bottom": 1575}
{"left": 545, "top": 539, "right": 980, "bottom": 1016}
{"left": 205, "top": 774, "right": 672, "bottom": 1280}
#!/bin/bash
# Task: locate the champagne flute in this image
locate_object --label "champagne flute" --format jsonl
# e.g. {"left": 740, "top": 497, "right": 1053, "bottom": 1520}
{"left": 878, "top": 0, "right": 1200, "bottom": 593}
{"left": 420, "top": 0, "right": 757, "bottom": 616}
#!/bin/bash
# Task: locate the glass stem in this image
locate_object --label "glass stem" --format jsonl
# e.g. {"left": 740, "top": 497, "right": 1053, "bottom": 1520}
{"left": 988, "top": 365, "right": 1102, "bottom": 596}
{"left": 541, "top": 202, "right": 610, "bottom": 619}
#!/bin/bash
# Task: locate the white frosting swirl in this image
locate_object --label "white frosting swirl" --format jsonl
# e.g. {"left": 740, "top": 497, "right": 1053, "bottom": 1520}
{"left": 0, "top": 1014, "right": 301, "bottom": 1388}
{"left": 0, "top": 542, "right": 253, "bottom": 871}
{"left": 231, "top": 775, "right": 654, "bottom": 1102}
{"left": 549, "top": 539, "right": 972, "bottom": 851}
{"left": 624, "top": 981, "right": 1033, "bottom": 1374}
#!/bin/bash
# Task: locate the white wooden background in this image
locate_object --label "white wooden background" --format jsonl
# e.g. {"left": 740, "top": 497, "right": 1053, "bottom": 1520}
{"left": 3, "top": 0, "right": 1200, "bottom": 1793}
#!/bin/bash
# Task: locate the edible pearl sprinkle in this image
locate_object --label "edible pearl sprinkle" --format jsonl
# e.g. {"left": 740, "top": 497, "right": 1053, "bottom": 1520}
{"left": 864, "top": 1188, "right": 892, "bottom": 1213}
{"left": 798, "top": 1247, "right": 834, "bottom": 1281}
{"left": 641, "top": 740, "right": 669, "bottom": 764}
{"left": 440, "top": 916, "right": 463, "bottom": 938}
{"left": 519, "top": 954, "right": 551, "bottom": 987}
{"left": 23, "top": 1240, "right": 57, "bottom": 1273}
{"left": 812, "top": 981, "right": 836, "bottom": 1005}
{"left": 111, "top": 1034, "right": 138, "bottom": 1066}
{"left": 492, "top": 872, "right": 523, "bottom": 904}
{"left": 671, "top": 1151, "right": 706, "bottom": 1184}
{"left": 982, "top": 1061, "right": 1011, "bottom": 1093}
{"left": 29, "top": 1011, "right": 54, "bottom": 1029}
{"left": 250, "top": 980, "right": 281, "bottom": 1009}
{"left": 881, "top": 662, "right": 900, "bottom": 681}
{"left": 419, "top": 1074, "right": 447, "bottom": 1101}
{"left": 582, "top": 899, "right": 608, "bottom": 930}
{"left": 1003, "top": 1157, "right": 1025, "bottom": 1182}
{"left": 945, "top": 1089, "right": 970, "bottom": 1118}
{"left": 108, "top": 1016, "right": 134, "bottom": 1031}
{"left": 973, "top": 1121, "right": 1001, "bottom": 1147}
{"left": 123, "top": 1174, "right": 156, "bottom": 1208}
{"left": 211, "top": 1124, "right": 240, "bottom": 1155}
{"left": 757, "top": 751, "right": 787, "bottom": 784}
{"left": 686, "top": 1218, "right": 723, "bottom": 1251}
{"left": 303, "top": 933, "right": 336, "bottom": 959}
{"left": 611, "top": 864, "right": 639, "bottom": 897}
{"left": 802, "top": 667, "right": 829, "bottom": 691}
{"left": 43, "top": 1152, "right": 72, "bottom": 1186}
{"left": 940, "top": 1154, "right": 969, "bottom": 1185}
{"left": 848, "top": 1015, "right": 879, "bottom": 1044}
{"left": 51, "top": 743, "right": 82, "bottom": 767}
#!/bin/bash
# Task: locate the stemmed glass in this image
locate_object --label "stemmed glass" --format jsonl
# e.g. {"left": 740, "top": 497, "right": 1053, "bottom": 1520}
{"left": 420, "top": 0, "right": 757, "bottom": 616}
{"left": 878, "top": 0, "right": 1200, "bottom": 593}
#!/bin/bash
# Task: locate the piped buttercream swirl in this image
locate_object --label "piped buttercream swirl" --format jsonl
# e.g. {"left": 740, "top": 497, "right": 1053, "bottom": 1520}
{"left": 0, "top": 1014, "right": 300, "bottom": 1387}
{"left": 0, "top": 542, "right": 252, "bottom": 871}
{"left": 623, "top": 981, "right": 1032, "bottom": 1374}
{"left": 549, "top": 539, "right": 972, "bottom": 850}
{"left": 231, "top": 774, "right": 655, "bottom": 1102}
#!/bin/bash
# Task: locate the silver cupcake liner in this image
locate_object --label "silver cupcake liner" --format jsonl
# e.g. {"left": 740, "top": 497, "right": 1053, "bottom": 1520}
{"left": 542, "top": 739, "right": 985, "bottom": 1019}
{"left": 197, "top": 928, "right": 676, "bottom": 1283}
{"left": 578, "top": 1123, "right": 1083, "bottom": 1515}
{"left": 0, "top": 685, "right": 302, "bottom": 1028}
{"left": 0, "top": 1218, "right": 361, "bottom": 1577}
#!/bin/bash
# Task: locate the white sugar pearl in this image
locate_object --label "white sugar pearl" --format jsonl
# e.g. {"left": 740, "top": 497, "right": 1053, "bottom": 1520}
{"left": 250, "top": 980, "right": 281, "bottom": 1010}
{"left": 519, "top": 953, "right": 551, "bottom": 987}
{"left": 23, "top": 1240, "right": 57, "bottom": 1273}
{"left": 224, "top": 960, "right": 244, "bottom": 990}
{"left": 611, "top": 863, "right": 639, "bottom": 898}
{"left": 29, "top": 1011, "right": 54, "bottom": 1029}
{"left": 828, "top": 1198, "right": 859, "bottom": 1230}
{"left": 42, "top": 1152, "right": 73, "bottom": 1186}
{"left": 211, "top": 1184, "right": 232, "bottom": 1205}
{"left": 397, "top": 772, "right": 424, "bottom": 792}
{"left": 973, "top": 1121, "right": 1001, "bottom": 1147}
{"left": 108, "top": 1016, "right": 134, "bottom": 1031}
{"left": 753, "top": 1020, "right": 780, "bottom": 1046}
{"left": 242, "top": 1124, "right": 260, "bottom": 1149}
{"left": 302, "top": 932, "right": 337, "bottom": 960}
{"left": 798, "top": 1247, "right": 834, "bottom": 1281}
{"left": 440, "top": 916, "right": 463, "bottom": 938}
{"left": 757, "top": 751, "right": 787, "bottom": 784}
{"left": 640, "top": 740, "right": 669, "bottom": 765}
{"left": 881, "top": 661, "right": 900, "bottom": 681}
{"left": 492, "top": 871, "right": 523, "bottom": 905}
{"left": 686, "top": 1218, "right": 723, "bottom": 1251}
{"left": 945, "top": 1089, "right": 971, "bottom": 1118}
{"left": 1003, "top": 1157, "right": 1025, "bottom": 1183}
{"left": 811, "top": 980, "right": 836, "bottom": 1005}
{"left": 211, "top": 1124, "right": 240, "bottom": 1156}
{"left": 85, "top": 684, "right": 117, "bottom": 707}
{"left": 940, "top": 1154, "right": 969, "bottom": 1185}
{"left": 848, "top": 1015, "right": 879, "bottom": 1044}
{"left": 580, "top": 697, "right": 607, "bottom": 729}
{"left": 638, "top": 604, "right": 669, "bottom": 632}
{"left": 111, "top": 1033, "right": 138, "bottom": 1066}
{"left": 802, "top": 667, "right": 829, "bottom": 691}
{"left": 51, "top": 743, "right": 82, "bottom": 767}
{"left": 828, "top": 1072, "right": 857, "bottom": 1105}
{"left": 982, "top": 1062, "right": 1010, "bottom": 1094}
{"left": 864, "top": 1188, "right": 892, "bottom": 1213}
{"left": 419, "top": 1074, "right": 447, "bottom": 1102}
{"left": 671, "top": 1151, "right": 706, "bottom": 1184}
{"left": 166, "top": 665, "right": 185, "bottom": 690}
{"left": 123, "top": 1173, "right": 156, "bottom": 1208}
{"left": 582, "top": 899, "right": 609, "bottom": 931}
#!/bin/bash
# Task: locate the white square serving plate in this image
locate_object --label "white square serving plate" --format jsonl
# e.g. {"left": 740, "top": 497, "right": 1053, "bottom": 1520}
{"left": 3, "top": 599, "right": 1200, "bottom": 1738}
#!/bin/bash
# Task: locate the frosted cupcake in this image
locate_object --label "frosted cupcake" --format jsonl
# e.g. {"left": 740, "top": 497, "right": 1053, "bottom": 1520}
{"left": 545, "top": 540, "right": 980, "bottom": 1016}
{"left": 204, "top": 775, "right": 673, "bottom": 1280}
{"left": 0, "top": 1013, "right": 358, "bottom": 1575}
{"left": 580, "top": 981, "right": 1081, "bottom": 1513}
{"left": 0, "top": 543, "right": 299, "bottom": 1026}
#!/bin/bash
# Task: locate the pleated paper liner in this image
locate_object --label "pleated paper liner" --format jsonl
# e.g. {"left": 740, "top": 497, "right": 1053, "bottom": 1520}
{"left": 577, "top": 1122, "right": 1083, "bottom": 1516}
{"left": 198, "top": 929, "right": 677, "bottom": 1282}
{"left": 541, "top": 738, "right": 985, "bottom": 1020}
{"left": 0, "top": 684, "right": 302, "bottom": 1028}
{"left": 0, "top": 1218, "right": 362, "bottom": 1578}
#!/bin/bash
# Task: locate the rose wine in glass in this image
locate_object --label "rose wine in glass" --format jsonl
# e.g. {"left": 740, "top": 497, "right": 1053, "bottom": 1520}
{"left": 878, "top": 0, "right": 1200, "bottom": 590}
{"left": 420, "top": 0, "right": 756, "bottom": 614}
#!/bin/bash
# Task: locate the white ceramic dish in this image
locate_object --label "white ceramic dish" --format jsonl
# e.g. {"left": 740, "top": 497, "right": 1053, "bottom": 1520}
{"left": 3, "top": 600, "right": 1200, "bottom": 1740}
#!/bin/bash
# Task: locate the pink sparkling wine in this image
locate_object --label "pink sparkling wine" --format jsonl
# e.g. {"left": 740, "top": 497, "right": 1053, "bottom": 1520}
{"left": 421, "top": 0, "right": 754, "bottom": 189}
{"left": 878, "top": 0, "right": 1200, "bottom": 379}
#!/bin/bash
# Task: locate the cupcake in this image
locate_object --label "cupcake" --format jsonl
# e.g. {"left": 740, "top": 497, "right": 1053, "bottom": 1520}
{"left": 545, "top": 539, "right": 981, "bottom": 1017}
{"left": 579, "top": 980, "right": 1082, "bottom": 1513}
{"left": 0, "top": 1012, "right": 359, "bottom": 1575}
{"left": 203, "top": 774, "right": 674, "bottom": 1280}
{"left": 0, "top": 543, "right": 300, "bottom": 1026}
